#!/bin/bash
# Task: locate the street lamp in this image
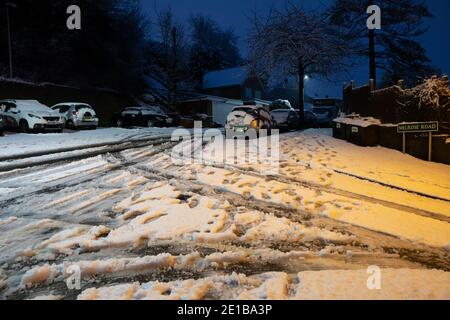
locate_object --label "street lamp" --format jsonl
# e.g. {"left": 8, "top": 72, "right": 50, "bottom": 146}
{"left": 6, "top": 2, "right": 17, "bottom": 79}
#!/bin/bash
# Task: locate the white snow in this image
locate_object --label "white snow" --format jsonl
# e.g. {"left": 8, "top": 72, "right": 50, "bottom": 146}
{"left": 1, "top": 125, "right": 450, "bottom": 300}
{"left": 0, "top": 127, "right": 176, "bottom": 158}
{"left": 77, "top": 269, "right": 450, "bottom": 300}
{"left": 333, "top": 115, "right": 381, "bottom": 127}
{"left": 0, "top": 100, "right": 52, "bottom": 112}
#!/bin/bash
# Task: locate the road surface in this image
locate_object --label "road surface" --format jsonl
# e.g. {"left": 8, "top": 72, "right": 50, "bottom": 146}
{"left": 0, "top": 128, "right": 449, "bottom": 300}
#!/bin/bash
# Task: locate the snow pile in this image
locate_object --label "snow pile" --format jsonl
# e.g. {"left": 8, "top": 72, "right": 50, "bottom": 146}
{"left": 234, "top": 211, "right": 353, "bottom": 244}
{"left": 20, "top": 249, "right": 312, "bottom": 288}
{"left": 333, "top": 116, "right": 381, "bottom": 128}
{"left": 76, "top": 269, "right": 450, "bottom": 300}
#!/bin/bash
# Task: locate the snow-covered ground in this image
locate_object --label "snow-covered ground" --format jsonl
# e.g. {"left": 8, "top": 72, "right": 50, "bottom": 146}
{"left": 0, "top": 127, "right": 176, "bottom": 158}
{"left": 0, "top": 129, "right": 449, "bottom": 300}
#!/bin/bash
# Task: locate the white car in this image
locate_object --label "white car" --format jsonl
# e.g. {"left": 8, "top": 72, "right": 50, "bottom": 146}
{"left": 0, "top": 99, "right": 65, "bottom": 133}
{"left": 51, "top": 103, "right": 99, "bottom": 130}
{"left": 226, "top": 105, "right": 274, "bottom": 136}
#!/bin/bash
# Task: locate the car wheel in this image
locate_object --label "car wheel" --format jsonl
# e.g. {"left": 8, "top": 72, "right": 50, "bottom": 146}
{"left": 66, "top": 120, "right": 75, "bottom": 130}
{"left": 19, "top": 120, "right": 30, "bottom": 133}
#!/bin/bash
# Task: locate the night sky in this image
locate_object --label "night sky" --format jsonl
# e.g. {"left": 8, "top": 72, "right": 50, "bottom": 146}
{"left": 142, "top": 0, "right": 450, "bottom": 97}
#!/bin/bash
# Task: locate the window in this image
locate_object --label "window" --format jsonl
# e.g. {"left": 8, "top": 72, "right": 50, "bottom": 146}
{"left": 3, "top": 102, "right": 17, "bottom": 113}
{"left": 59, "top": 105, "right": 71, "bottom": 113}
{"left": 75, "top": 105, "right": 92, "bottom": 111}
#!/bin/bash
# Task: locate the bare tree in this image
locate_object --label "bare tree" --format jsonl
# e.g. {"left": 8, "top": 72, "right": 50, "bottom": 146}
{"left": 248, "top": 2, "right": 349, "bottom": 120}
{"left": 153, "top": 7, "right": 190, "bottom": 104}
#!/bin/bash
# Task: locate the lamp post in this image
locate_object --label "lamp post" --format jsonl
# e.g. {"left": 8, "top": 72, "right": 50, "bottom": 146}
{"left": 6, "top": 2, "right": 17, "bottom": 79}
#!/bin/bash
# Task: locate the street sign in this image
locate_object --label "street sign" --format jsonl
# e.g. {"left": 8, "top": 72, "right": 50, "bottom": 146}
{"left": 397, "top": 122, "right": 439, "bottom": 162}
{"left": 397, "top": 121, "right": 439, "bottom": 133}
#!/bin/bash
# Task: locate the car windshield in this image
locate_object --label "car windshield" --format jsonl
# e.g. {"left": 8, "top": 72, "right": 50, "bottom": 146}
{"left": 75, "top": 105, "right": 92, "bottom": 111}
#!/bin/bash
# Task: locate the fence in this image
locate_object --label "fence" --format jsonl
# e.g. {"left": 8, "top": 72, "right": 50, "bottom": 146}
{"left": 343, "top": 80, "right": 405, "bottom": 123}
{"left": 343, "top": 78, "right": 450, "bottom": 128}
{"left": 340, "top": 79, "right": 450, "bottom": 164}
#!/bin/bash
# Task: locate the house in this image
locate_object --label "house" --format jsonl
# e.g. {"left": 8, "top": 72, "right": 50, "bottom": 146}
{"left": 202, "top": 66, "right": 265, "bottom": 101}
{"left": 176, "top": 95, "right": 243, "bottom": 127}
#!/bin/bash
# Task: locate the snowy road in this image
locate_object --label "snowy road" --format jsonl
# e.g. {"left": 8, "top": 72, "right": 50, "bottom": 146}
{"left": 0, "top": 129, "right": 449, "bottom": 300}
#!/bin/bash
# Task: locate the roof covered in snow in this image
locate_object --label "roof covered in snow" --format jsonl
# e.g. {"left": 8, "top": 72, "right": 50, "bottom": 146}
{"left": 203, "top": 66, "right": 250, "bottom": 89}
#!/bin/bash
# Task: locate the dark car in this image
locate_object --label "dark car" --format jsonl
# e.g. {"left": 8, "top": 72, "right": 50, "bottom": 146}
{"left": 303, "top": 110, "right": 319, "bottom": 128}
{"left": 112, "top": 107, "right": 169, "bottom": 128}
{"left": 271, "top": 109, "right": 300, "bottom": 131}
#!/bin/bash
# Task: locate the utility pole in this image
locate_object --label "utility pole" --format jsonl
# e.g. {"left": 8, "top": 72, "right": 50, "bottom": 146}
{"left": 298, "top": 59, "right": 305, "bottom": 123}
{"left": 368, "top": 0, "right": 376, "bottom": 87}
{"left": 6, "top": 3, "right": 17, "bottom": 79}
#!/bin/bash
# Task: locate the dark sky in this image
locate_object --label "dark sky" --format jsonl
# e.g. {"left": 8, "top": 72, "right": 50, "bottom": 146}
{"left": 142, "top": 0, "right": 450, "bottom": 96}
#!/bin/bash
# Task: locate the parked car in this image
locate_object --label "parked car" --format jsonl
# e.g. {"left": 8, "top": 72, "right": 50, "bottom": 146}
{"left": 226, "top": 105, "right": 274, "bottom": 136}
{"left": 0, "top": 99, "right": 64, "bottom": 133}
{"left": 302, "top": 110, "right": 319, "bottom": 127}
{"left": 51, "top": 103, "right": 99, "bottom": 130}
{"left": 311, "top": 99, "right": 340, "bottom": 127}
{"left": 271, "top": 109, "right": 300, "bottom": 131}
{"left": 112, "top": 106, "right": 169, "bottom": 128}
{"left": 312, "top": 107, "right": 335, "bottom": 127}
{"left": 269, "top": 99, "right": 292, "bottom": 111}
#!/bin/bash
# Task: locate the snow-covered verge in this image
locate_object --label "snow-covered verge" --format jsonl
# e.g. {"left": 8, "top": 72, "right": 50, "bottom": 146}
{"left": 76, "top": 269, "right": 450, "bottom": 300}
{"left": 0, "top": 127, "right": 176, "bottom": 158}
{"left": 280, "top": 129, "right": 450, "bottom": 200}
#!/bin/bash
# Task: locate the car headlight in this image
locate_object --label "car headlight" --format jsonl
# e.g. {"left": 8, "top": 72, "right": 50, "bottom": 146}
{"left": 250, "top": 119, "right": 259, "bottom": 129}
{"left": 28, "top": 114, "right": 42, "bottom": 119}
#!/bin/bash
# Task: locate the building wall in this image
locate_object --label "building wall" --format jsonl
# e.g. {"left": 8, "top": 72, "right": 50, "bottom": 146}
{"left": 212, "top": 100, "right": 243, "bottom": 126}
{"left": 176, "top": 98, "right": 244, "bottom": 127}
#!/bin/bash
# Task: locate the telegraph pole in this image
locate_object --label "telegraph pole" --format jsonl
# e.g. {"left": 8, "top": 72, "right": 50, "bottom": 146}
{"left": 368, "top": 0, "right": 376, "bottom": 86}
{"left": 6, "top": 3, "right": 17, "bottom": 78}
